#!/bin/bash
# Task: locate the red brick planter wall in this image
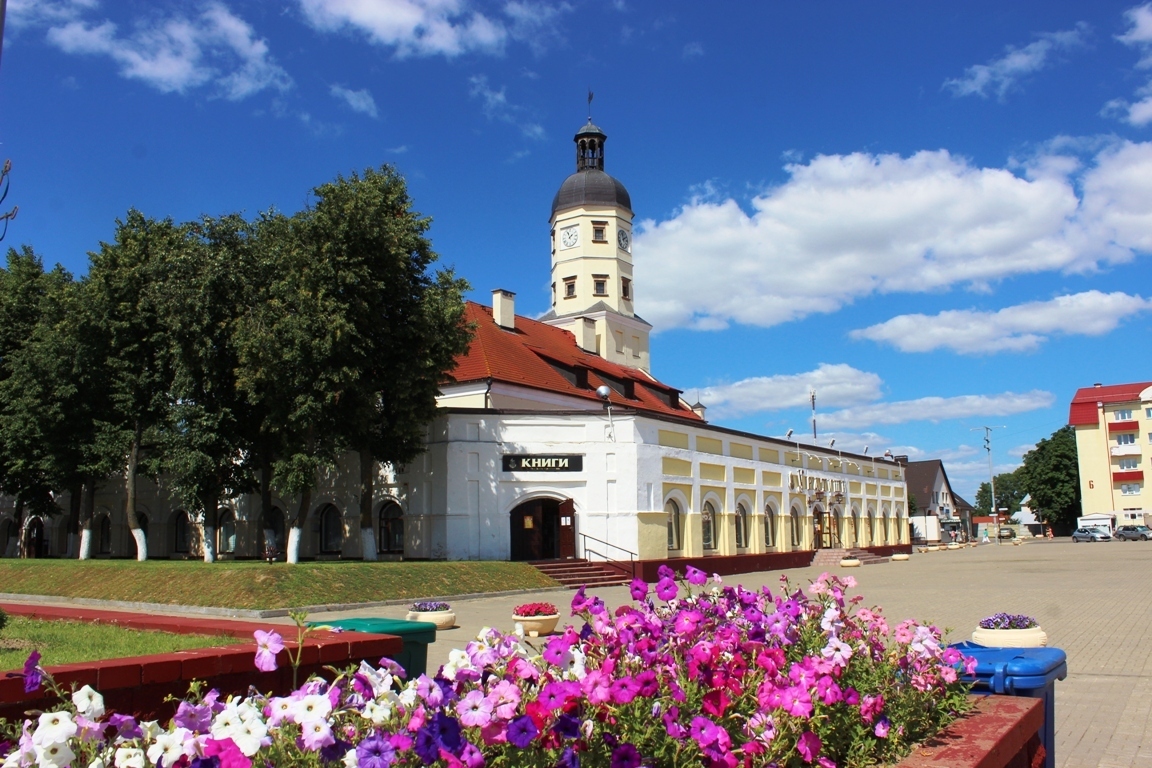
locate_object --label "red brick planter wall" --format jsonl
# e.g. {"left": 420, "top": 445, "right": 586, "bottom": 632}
{"left": 0, "top": 603, "right": 402, "bottom": 723}
{"left": 634, "top": 550, "right": 815, "bottom": 581}
{"left": 862, "top": 544, "right": 914, "bottom": 557}
{"left": 896, "top": 695, "right": 1045, "bottom": 768}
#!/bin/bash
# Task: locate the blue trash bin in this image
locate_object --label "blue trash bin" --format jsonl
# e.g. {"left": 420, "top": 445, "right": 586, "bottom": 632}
{"left": 950, "top": 642, "right": 1067, "bottom": 768}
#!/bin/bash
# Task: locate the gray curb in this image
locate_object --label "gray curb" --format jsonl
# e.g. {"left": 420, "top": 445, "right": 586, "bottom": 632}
{"left": 0, "top": 585, "right": 573, "bottom": 620}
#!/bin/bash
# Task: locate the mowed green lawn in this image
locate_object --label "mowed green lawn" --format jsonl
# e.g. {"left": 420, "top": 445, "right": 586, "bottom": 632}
{"left": 0, "top": 616, "right": 237, "bottom": 672}
{"left": 0, "top": 560, "right": 558, "bottom": 610}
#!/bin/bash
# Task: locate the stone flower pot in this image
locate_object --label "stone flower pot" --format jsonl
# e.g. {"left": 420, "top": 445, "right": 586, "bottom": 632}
{"left": 514, "top": 613, "right": 561, "bottom": 637}
{"left": 839, "top": 557, "right": 861, "bottom": 567}
{"left": 406, "top": 610, "right": 456, "bottom": 630}
{"left": 971, "top": 625, "right": 1048, "bottom": 647}
{"left": 891, "top": 553, "right": 910, "bottom": 561}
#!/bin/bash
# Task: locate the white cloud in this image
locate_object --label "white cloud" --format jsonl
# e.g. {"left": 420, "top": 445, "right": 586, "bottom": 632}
{"left": 1106, "top": 4, "right": 1152, "bottom": 125}
{"left": 44, "top": 2, "right": 291, "bottom": 99}
{"left": 851, "top": 290, "right": 1152, "bottom": 354}
{"left": 682, "top": 41, "right": 703, "bottom": 58}
{"left": 468, "top": 74, "right": 544, "bottom": 139}
{"left": 821, "top": 391, "right": 1055, "bottom": 430}
{"left": 6, "top": 0, "right": 95, "bottom": 28}
{"left": 944, "top": 23, "right": 1088, "bottom": 100}
{"left": 297, "top": 0, "right": 506, "bottom": 57}
{"left": 330, "top": 84, "right": 378, "bottom": 117}
{"left": 634, "top": 140, "right": 1152, "bottom": 333}
{"left": 699, "top": 363, "right": 883, "bottom": 420}
{"left": 1008, "top": 443, "right": 1036, "bottom": 458}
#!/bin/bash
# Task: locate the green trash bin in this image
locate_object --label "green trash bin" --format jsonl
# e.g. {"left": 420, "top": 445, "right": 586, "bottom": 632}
{"left": 309, "top": 618, "right": 437, "bottom": 679}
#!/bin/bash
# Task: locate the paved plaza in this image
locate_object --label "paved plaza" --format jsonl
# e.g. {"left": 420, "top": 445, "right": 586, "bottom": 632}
{"left": 314, "top": 540, "right": 1152, "bottom": 768}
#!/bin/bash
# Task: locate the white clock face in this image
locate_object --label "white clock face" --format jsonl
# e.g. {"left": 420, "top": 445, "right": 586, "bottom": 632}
{"left": 560, "top": 226, "right": 579, "bottom": 249}
{"left": 617, "top": 228, "right": 631, "bottom": 252}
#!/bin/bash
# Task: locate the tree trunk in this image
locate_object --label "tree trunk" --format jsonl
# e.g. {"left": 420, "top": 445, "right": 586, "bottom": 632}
{"left": 201, "top": 491, "right": 218, "bottom": 563}
{"left": 125, "top": 426, "right": 147, "bottom": 561}
{"left": 287, "top": 487, "right": 311, "bottom": 564}
{"left": 65, "top": 483, "right": 82, "bottom": 558}
{"left": 8, "top": 499, "right": 23, "bottom": 558}
{"left": 359, "top": 447, "right": 377, "bottom": 561}
{"left": 78, "top": 478, "right": 96, "bottom": 560}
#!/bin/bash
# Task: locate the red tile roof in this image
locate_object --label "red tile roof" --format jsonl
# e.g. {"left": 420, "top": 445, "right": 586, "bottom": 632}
{"left": 447, "top": 302, "right": 702, "bottom": 421}
{"left": 1068, "top": 381, "right": 1152, "bottom": 426}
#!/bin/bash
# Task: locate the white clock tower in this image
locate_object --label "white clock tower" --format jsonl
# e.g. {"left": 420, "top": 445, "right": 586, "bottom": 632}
{"left": 542, "top": 120, "right": 652, "bottom": 373}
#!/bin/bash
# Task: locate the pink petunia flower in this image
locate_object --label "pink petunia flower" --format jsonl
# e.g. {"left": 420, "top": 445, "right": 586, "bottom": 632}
{"left": 457, "top": 690, "right": 495, "bottom": 728}
{"left": 797, "top": 731, "right": 822, "bottom": 763}
{"left": 252, "top": 630, "right": 284, "bottom": 673}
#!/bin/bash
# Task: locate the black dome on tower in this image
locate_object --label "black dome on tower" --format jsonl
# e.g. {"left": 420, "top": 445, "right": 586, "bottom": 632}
{"left": 551, "top": 120, "right": 632, "bottom": 216}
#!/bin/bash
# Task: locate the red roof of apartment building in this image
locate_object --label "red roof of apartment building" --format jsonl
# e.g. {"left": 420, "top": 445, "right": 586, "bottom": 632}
{"left": 1068, "top": 381, "right": 1152, "bottom": 426}
{"left": 447, "top": 301, "right": 702, "bottom": 421}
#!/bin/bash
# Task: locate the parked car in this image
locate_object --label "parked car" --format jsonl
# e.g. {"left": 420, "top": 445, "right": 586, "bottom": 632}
{"left": 998, "top": 527, "right": 1016, "bottom": 539}
{"left": 1072, "top": 527, "right": 1112, "bottom": 542}
{"left": 1115, "top": 525, "right": 1152, "bottom": 541}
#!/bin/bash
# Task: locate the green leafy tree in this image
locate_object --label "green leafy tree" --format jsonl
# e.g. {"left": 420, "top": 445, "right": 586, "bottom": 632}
{"left": 155, "top": 214, "right": 261, "bottom": 562}
{"left": 0, "top": 247, "right": 74, "bottom": 556}
{"left": 85, "top": 211, "right": 185, "bottom": 560}
{"left": 290, "top": 166, "right": 472, "bottom": 561}
{"left": 975, "top": 470, "right": 1026, "bottom": 518}
{"left": 1018, "top": 425, "right": 1081, "bottom": 532}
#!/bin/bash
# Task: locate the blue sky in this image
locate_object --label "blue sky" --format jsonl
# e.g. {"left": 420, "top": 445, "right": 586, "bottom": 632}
{"left": 3, "top": 0, "right": 1152, "bottom": 502}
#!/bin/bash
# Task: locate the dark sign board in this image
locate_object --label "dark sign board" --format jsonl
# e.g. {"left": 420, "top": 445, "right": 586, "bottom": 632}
{"left": 502, "top": 454, "right": 583, "bottom": 472}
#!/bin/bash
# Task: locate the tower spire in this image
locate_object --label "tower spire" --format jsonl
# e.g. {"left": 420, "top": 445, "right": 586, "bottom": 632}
{"left": 587, "top": 89, "right": 594, "bottom": 122}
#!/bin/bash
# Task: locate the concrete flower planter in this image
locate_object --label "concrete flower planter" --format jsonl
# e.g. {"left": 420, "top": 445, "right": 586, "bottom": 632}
{"left": 839, "top": 558, "right": 862, "bottom": 567}
{"left": 891, "top": 553, "right": 910, "bottom": 561}
{"left": 971, "top": 626, "right": 1048, "bottom": 648}
{"left": 405, "top": 610, "right": 456, "bottom": 630}
{"left": 514, "top": 613, "right": 560, "bottom": 637}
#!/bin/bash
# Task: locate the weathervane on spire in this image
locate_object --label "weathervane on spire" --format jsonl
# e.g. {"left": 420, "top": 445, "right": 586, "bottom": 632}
{"left": 587, "top": 89, "right": 594, "bottom": 121}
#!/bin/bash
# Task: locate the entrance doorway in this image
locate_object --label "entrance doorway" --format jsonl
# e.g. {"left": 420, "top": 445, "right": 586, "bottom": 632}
{"left": 813, "top": 507, "right": 827, "bottom": 550}
{"left": 510, "top": 498, "right": 576, "bottom": 561}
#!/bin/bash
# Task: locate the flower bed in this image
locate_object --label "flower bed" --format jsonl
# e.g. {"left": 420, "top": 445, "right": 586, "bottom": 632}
{"left": 1, "top": 571, "right": 976, "bottom": 767}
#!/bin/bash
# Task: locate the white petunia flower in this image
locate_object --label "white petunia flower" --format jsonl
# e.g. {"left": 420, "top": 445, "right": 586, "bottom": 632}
{"left": 113, "top": 747, "right": 146, "bottom": 768}
{"left": 229, "top": 718, "right": 267, "bottom": 756}
{"left": 72, "top": 685, "right": 106, "bottom": 720}
{"left": 361, "top": 699, "right": 393, "bottom": 726}
{"left": 290, "top": 694, "right": 332, "bottom": 723}
{"left": 146, "top": 728, "right": 191, "bottom": 766}
{"left": 34, "top": 741, "right": 75, "bottom": 768}
{"left": 342, "top": 748, "right": 359, "bottom": 768}
{"left": 33, "top": 712, "right": 77, "bottom": 746}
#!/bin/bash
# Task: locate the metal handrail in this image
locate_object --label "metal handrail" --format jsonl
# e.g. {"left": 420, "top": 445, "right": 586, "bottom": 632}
{"left": 578, "top": 532, "right": 637, "bottom": 578}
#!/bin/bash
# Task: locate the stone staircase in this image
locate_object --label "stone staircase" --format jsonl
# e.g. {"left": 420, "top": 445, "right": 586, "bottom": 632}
{"left": 530, "top": 558, "right": 633, "bottom": 588}
{"left": 810, "top": 547, "right": 891, "bottom": 568}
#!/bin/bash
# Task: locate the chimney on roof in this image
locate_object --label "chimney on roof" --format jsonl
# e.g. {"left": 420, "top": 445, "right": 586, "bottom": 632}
{"left": 578, "top": 317, "right": 597, "bottom": 354}
{"left": 1094, "top": 382, "right": 1101, "bottom": 387}
{"left": 492, "top": 289, "right": 516, "bottom": 330}
{"left": 894, "top": 455, "right": 909, "bottom": 464}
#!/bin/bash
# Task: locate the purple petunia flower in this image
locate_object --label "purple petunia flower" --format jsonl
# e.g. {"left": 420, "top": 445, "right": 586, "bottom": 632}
{"left": 413, "top": 727, "right": 440, "bottom": 765}
{"left": 357, "top": 732, "right": 396, "bottom": 768}
{"left": 174, "top": 701, "right": 212, "bottom": 733}
{"left": 610, "top": 743, "right": 642, "bottom": 768}
{"left": 552, "top": 713, "right": 581, "bottom": 739}
{"left": 656, "top": 578, "right": 678, "bottom": 601}
{"left": 22, "top": 651, "right": 42, "bottom": 693}
{"left": 557, "top": 745, "right": 580, "bottom": 768}
{"left": 629, "top": 578, "right": 649, "bottom": 601}
{"left": 685, "top": 565, "right": 707, "bottom": 586}
{"left": 506, "top": 715, "right": 539, "bottom": 748}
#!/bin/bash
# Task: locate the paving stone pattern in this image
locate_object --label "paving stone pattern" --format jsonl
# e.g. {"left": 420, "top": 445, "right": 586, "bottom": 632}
{"left": 314, "top": 539, "right": 1152, "bottom": 768}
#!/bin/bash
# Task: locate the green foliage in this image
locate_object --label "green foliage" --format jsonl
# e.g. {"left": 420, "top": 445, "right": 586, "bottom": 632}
{"left": 0, "top": 607, "right": 7, "bottom": 632}
{"left": 907, "top": 491, "right": 918, "bottom": 515}
{"left": 975, "top": 470, "right": 1026, "bottom": 517}
{"left": 1018, "top": 425, "right": 1081, "bottom": 529}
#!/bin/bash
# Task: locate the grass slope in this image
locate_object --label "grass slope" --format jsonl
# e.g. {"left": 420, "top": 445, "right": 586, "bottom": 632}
{"left": 0, "top": 616, "right": 237, "bottom": 671}
{"left": 0, "top": 560, "right": 558, "bottom": 610}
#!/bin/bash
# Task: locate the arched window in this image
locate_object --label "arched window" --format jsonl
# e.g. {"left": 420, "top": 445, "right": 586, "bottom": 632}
{"left": 881, "top": 507, "right": 890, "bottom": 544}
{"left": 263, "top": 507, "right": 286, "bottom": 553}
{"left": 702, "top": 501, "right": 717, "bottom": 550}
{"left": 764, "top": 504, "right": 776, "bottom": 548}
{"left": 735, "top": 504, "right": 748, "bottom": 548}
{"left": 173, "top": 511, "right": 191, "bottom": 554}
{"left": 378, "top": 502, "right": 404, "bottom": 554}
{"left": 666, "top": 499, "right": 682, "bottom": 550}
{"left": 98, "top": 515, "right": 112, "bottom": 555}
{"left": 868, "top": 509, "right": 876, "bottom": 543}
{"left": 790, "top": 506, "right": 802, "bottom": 548}
{"left": 218, "top": 511, "right": 236, "bottom": 554}
{"left": 320, "top": 505, "right": 343, "bottom": 554}
{"left": 832, "top": 508, "right": 843, "bottom": 544}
